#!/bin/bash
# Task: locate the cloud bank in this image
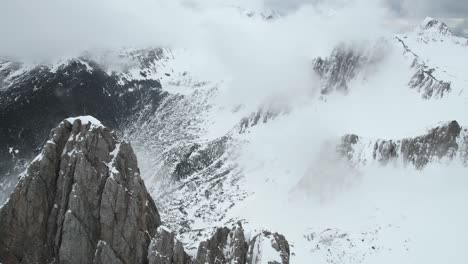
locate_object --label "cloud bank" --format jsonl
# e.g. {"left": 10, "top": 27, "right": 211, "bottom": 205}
{"left": 0, "top": 0, "right": 391, "bottom": 59}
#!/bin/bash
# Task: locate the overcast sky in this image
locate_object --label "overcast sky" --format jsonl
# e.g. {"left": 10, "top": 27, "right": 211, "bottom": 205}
{"left": 266, "top": 0, "right": 468, "bottom": 34}
{"left": 387, "top": 0, "right": 468, "bottom": 35}
{"left": 0, "top": 0, "right": 466, "bottom": 60}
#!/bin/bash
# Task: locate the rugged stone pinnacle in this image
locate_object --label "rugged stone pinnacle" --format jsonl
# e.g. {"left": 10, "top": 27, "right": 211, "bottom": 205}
{"left": 0, "top": 117, "right": 161, "bottom": 264}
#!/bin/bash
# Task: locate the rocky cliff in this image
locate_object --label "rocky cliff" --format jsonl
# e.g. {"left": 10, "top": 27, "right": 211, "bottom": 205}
{"left": 0, "top": 117, "right": 161, "bottom": 264}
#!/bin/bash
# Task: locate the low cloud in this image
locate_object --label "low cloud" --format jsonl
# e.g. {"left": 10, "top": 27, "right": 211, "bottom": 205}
{"left": 1, "top": 0, "right": 395, "bottom": 111}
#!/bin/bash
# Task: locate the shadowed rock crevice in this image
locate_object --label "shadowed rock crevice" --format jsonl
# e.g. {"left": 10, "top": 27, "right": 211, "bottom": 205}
{"left": 0, "top": 117, "right": 161, "bottom": 264}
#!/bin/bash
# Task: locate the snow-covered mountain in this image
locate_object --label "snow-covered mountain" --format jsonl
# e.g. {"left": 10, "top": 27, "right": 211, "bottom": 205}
{"left": 1, "top": 13, "right": 468, "bottom": 263}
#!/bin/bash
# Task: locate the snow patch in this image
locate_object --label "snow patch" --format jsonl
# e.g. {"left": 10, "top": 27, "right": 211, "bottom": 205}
{"left": 65, "top": 116, "right": 103, "bottom": 128}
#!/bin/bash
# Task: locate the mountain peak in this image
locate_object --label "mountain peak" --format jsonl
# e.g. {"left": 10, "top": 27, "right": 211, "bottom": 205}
{"left": 418, "top": 17, "right": 452, "bottom": 36}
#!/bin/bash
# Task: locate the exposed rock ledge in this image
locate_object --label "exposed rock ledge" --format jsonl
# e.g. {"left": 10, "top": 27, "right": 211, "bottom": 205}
{"left": 0, "top": 117, "right": 290, "bottom": 264}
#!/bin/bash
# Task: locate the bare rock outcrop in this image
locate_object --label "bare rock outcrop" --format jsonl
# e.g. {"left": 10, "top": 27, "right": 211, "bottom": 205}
{"left": 339, "top": 120, "right": 467, "bottom": 168}
{"left": 194, "top": 225, "right": 289, "bottom": 264}
{"left": 0, "top": 117, "right": 161, "bottom": 264}
{"left": 148, "top": 226, "right": 191, "bottom": 264}
{"left": 247, "top": 231, "right": 290, "bottom": 264}
{"left": 313, "top": 46, "right": 367, "bottom": 95}
{"left": 195, "top": 226, "right": 248, "bottom": 264}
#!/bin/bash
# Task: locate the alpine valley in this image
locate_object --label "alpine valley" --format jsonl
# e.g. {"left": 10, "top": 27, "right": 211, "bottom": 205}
{"left": 0, "top": 4, "right": 468, "bottom": 264}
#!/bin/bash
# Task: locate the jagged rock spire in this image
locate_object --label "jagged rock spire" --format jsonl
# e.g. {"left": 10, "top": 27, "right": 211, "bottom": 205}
{"left": 0, "top": 116, "right": 160, "bottom": 264}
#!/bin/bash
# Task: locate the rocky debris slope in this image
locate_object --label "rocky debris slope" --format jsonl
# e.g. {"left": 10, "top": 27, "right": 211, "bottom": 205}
{"left": 153, "top": 104, "right": 287, "bottom": 246}
{"left": 123, "top": 86, "right": 218, "bottom": 189}
{"left": 0, "top": 117, "right": 161, "bottom": 264}
{"left": 338, "top": 120, "right": 468, "bottom": 168}
{"left": 155, "top": 137, "right": 247, "bottom": 246}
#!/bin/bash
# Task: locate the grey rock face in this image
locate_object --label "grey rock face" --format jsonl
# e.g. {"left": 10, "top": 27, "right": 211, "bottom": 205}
{"left": 195, "top": 226, "right": 248, "bottom": 264}
{"left": 313, "top": 45, "right": 369, "bottom": 95}
{"left": 0, "top": 117, "right": 160, "bottom": 264}
{"left": 148, "top": 226, "right": 191, "bottom": 264}
{"left": 247, "top": 231, "right": 290, "bottom": 264}
{"left": 339, "top": 120, "right": 467, "bottom": 168}
{"left": 194, "top": 226, "right": 289, "bottom": 264}
{"left": 401, "top": 120, "right": 461, "bottom": 168}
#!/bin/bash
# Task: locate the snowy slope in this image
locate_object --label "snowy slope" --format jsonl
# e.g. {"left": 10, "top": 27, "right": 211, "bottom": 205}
{"left": 396, "top": 18, "right": 468, "bottom": 99}
{"left": 125, "top": 17, "right": 468, "bottom": 263}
